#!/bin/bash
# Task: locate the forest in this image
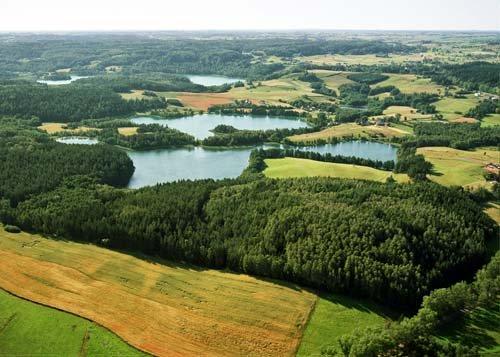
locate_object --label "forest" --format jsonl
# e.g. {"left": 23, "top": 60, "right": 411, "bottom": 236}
{"left": 0, "top": 82, "right": 165, "bottom": 121}
{"left": 1, "top": 174, "right": 495, "bottom": 308}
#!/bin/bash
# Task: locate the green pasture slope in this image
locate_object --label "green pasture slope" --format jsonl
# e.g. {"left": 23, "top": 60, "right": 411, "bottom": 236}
{"left": 0, "top": 289, "right": 144, "bottom": 356}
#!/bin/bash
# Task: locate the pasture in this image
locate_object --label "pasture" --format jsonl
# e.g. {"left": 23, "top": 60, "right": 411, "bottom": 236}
{"left": 481, "top": 114, "right": 500, "bottom": 127}
{"left": 434, "top": 95, "right": 479, "bottom": 121}
{"left": 297, "top": 294, "right": 394, "bottom": 356}
{"left": 311, "top": 70, "right": 355, "bottom": 92}
{"left": 288, "top": 123, "right": 409, "bottom": 144}
{"left": 382, "top": 105, "right": 433, "bottom": 121}
{"left": 264, "top": 158, "right": 408, "bottom": 183}
{"left": 0, "top": 289, "right": 143, "bottom": 356}
{"left": 120, "top": 90, "right": 149, "bottom": 100}
{"left": 417, "top": 146, "right": 499, "bottom": 188}
{"left": 0, "top": 228, "right": 316, "bottom": 357}
{"left": 374, "top": 74, "right": 444, "bottom": 94}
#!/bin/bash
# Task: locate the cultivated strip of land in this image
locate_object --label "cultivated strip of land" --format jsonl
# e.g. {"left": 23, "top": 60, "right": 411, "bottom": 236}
{"left": 0, "top": 228, "right": 316, "bottom": 357}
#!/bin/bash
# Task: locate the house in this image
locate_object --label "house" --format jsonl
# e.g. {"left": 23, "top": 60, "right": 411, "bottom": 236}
{"left": 484, "top": 163, "right": 500, "bottom": 176}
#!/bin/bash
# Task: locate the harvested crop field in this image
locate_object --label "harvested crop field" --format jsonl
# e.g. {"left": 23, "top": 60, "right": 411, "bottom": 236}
{"left": 175, "top": 92, "right": 234, "bottom": 110}
{"left": 0, "top": 228, "right": 316, "bottom": 357}
{"left": 288, "top": 123, "right": 409, "bottom": 143}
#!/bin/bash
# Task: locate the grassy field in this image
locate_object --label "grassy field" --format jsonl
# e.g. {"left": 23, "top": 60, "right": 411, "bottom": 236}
{"left": 311, "top": 70, "right": 355, "bottom": 92}
{"left": 38, "top": 122, "right": 97, "bottom": 134}
{"left": 417, "top": 147, "right": 499, "bottom": 188}
{"left": 118, "top": 127, "right": 139, "bottom": 136}
{"left": 382, "top": 105, "right": 433, "bottom": 121}
{"left": 375, "top": 74, "right": 444, "bottom": 94}
{"left": 434, "top": 95, "right": 479, "bottom": 121}
{"left": 120, "top": 90, "right": 148, "bottom": 100}
{"left": 0, "top": 228, "right": 316, "bottom": 356}
{"left": 0, "top": 289, "right": 144, "bottom": 356}
{"left": 288, "top": 123, "right": 410, "bottom": 143}
{"left": 264, "top": 158, "right": 409, "bottom": 183}
{"left": 297, "top": 294, "right": 395, "bottom": 356}
{"left": 481, "top": 114, "right": 500, "bottom": 127}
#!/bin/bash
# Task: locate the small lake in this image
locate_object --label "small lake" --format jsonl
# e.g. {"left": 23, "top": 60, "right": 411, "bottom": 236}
{"left": 131, "top": 114, "right": 310, "bottom": 140}
{"left": 126, "top": 141, "right": 398, "bottom": 188}
{"left": 185, "top": 74, "right": 243, "bottom": 86}
{"left": 56, "top": 137, "right": 98, "bottom": 145}
{"left": 37, "top": 75, "right": 89, "bottom": 85}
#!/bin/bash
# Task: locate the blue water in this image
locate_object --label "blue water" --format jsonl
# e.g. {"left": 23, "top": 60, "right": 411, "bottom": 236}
{"left": 185, "top": 74, "right": 243, "bottom": 86}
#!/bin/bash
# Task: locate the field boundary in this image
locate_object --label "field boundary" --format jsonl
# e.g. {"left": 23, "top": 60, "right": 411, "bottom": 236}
{"left": 0, "top": 287, "right": 152, "bottom": 356}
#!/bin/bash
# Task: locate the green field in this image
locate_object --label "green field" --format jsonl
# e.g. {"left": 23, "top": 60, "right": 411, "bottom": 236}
{"left": 417, "top": 146, "right": 499, "bottom": 188}
{"left": 434, "top": 95, "right": 479, "bottom": 121}
{"left": 482, "top": 114, "right": 500, "bottom": 127}
{"left": 375, "top": 74, "right": 444, "bottom": 94}
{"left": 0, "top": 289, "right": 143, "bottom": 356}
{"left": 264, "top": 158, "right": 409, "bottom": 183}
{"left": 297, "top": 294, "right": 394, "bottom": 356}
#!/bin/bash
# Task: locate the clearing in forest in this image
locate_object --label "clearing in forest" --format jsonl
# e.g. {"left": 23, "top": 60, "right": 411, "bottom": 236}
{"left": 374, "top": 74, "right": 444, "bottom": 94}
{"left": 0, "top": 228, "right": 316, "bottom": 357}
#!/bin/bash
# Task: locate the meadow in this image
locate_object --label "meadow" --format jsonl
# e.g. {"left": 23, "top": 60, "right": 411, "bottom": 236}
{"left": 263, "top": 158, "right": 409, "bottom": 183}
{"left": 288, "top": 122, "right": 410, "bottom": 143}
{"left": 382, "top": 105, "right": 433, "bottom": 121}
{"left": 0, "top": 227, "right": 316, "bottom": 356}
{"left": 417, "top": 146, "right": 499, "bottom": 188}
{"left": 434, "top": 95, "right": 480, "bottom": 121}
{"left": 297, "top": 294, "right": 395, "bottom": 356}
{"left": 38, "top": 122, "right": 96, "bottom": 134}
{"left": 0, "top": 289, "right": 144, "bottom": 356}
{"left": 374, "top": 74, "right": 444, "bottom": 94}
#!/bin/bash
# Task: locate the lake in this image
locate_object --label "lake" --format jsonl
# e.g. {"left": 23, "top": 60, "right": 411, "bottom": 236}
{"left": 185, "top": 74, "right": 243, "bottom": 86}
{"left": 131, "top": 114, "right": 310, "bottom": 140}
{"left": 127, "top": 141, "right": 398, "bottom": 188}
{"left": 37, "top": 75, "right": 89, "bottom": 85}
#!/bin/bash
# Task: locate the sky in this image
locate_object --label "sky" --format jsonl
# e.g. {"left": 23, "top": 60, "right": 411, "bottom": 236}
{"left": 0, "top": 0, "right": 498, "bottom": 32}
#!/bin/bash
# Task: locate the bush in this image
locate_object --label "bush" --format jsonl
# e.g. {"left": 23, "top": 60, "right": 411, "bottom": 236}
{"left": 4, "top": 225, "right": 21, "bottom": 233}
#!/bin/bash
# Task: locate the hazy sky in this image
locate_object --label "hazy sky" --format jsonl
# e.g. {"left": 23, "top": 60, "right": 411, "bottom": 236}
{"left": 0, "top": 0, "right": 498, "bottom": 32}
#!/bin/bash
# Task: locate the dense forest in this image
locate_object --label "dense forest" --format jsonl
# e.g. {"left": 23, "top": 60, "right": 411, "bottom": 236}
{"left": 404, "top": 122, "right": 500, "bottom": 150}
{"left": 0, "top": 34, "right": 419, "bottom": 79}
{"left": 0, "top": 82, "right": 166, "bottom": 121}
{"left": 0, "top": 119, "right": 134, "bottom": 204}
{"left": 323, "top": 251, "right": 500, "bottom": 356}
{"left": 2, "top": 175, "right": 494, "bottom": 307}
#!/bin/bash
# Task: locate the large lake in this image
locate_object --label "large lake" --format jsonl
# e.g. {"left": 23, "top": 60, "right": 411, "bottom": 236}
{"left": 185, "top": 74, "right": 243, "bottom": 86}
{"left": 55, "top": 114, "right": 398, "bottom": 188}
{"left": 127, "top": 141, "right": 397, "bottom": 188}
{"left": 131, "top": 114, "right": 309, "bottom": 140}
{"left": 37, "top": 75, "right": 89, "bottom": 85}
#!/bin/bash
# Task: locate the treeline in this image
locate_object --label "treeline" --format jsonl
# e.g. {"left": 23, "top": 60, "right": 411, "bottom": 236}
{"left": 75, "top": 73, "right": 232, "bottom": 93}
{"left": 346, "top": 73, "right": 388, "bottom": 85}
{"left": 2, "top": 177, "right": 495, "bottom": 308}
{"left": 208, "top": 102, "right": 308, "bottom": 118}
{"left": 404, "top": 122, "right": 500, "bottom": 150}
{"left": 0, "top": 119, "right": 134, "bottom": 205}
{"left": 202, "top": 126, "right": 316, "bottom": 146}
{"left": 431, "top": 62, "right": 500, "bottom": 92}
{"left": 466, "top": 99, "right": 499, "bottom": 120}
{"left": 98, "top": 124, "right": 196, "bottom": 150}
{"left": 0, "top": 83, "right": 166, "bottom": 122}
{"left": 322, "top": 251, "right": 500, "bottom": 356}
{"left": 250, "top": 148, "right": 395, "bottom": 171}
